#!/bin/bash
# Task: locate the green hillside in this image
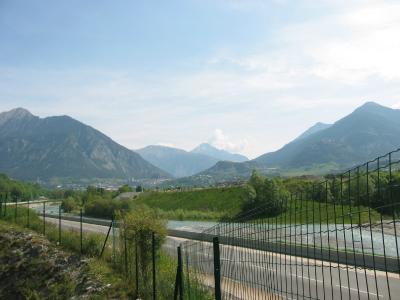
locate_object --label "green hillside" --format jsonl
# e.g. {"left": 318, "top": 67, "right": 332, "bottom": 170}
{"left": 136, "top": 186, "right": 249, "bottom": 220}
{"left": 135, "top": 184, "right": 384, "bottom": 223}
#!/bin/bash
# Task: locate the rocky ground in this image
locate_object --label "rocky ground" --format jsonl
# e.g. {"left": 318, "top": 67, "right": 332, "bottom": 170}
{"left": 0, "top": 224, "right": 107, "bottom": 300}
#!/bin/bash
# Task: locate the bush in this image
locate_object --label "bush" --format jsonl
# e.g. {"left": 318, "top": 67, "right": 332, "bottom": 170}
{"left": 60, "top": 197, "right": 79, "bottom": 213}
{"left": 84, "top": 197, "right": 131, "bottom": 218}
{"left": 242, "top": 171, "right": 288, "bottom": 218}
{"left": 117, "top": 206, "right": 166, "bottom": 299}
{"left": 118, "top": 184, "right": 133, "bottom": 194}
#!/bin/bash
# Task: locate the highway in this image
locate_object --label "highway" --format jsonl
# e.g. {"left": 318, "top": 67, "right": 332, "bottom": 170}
{"left": 43, "top": 216, "right": 400, "bottom": 300}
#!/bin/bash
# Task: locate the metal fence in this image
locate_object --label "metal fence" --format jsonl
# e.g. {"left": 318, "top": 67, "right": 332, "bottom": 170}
{"left": 0, "top": 197, "right": 165, "bottom": 300}
{"left": 178, "top": 148, "right": 400, "bottom": 300}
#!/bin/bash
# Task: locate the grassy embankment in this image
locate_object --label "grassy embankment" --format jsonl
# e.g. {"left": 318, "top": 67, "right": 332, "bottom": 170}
{"left": 0, "top": 206, "right": 211, "bottom": 299}
{"left": 136, "top": 186, "right": 248, "bottom": 221}
{"left": 136, "top": 186, "right": 383, "bottom": 224}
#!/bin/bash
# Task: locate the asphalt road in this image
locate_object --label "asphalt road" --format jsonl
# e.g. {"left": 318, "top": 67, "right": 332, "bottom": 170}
{"left": 44, "top": 217, "right": 400, "bottom": 300}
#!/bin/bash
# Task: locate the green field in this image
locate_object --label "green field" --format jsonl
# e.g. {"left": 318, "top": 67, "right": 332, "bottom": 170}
{"left": 135, "top": 186, "right": 384, "bottom": 223}
{"left": 257, "top": 199, "right": 383, "bottom": 224}
{"left": 136, "top": 186, "right": 248, "bottom": 220}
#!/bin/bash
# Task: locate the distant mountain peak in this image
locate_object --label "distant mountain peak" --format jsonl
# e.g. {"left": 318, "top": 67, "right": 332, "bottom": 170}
{"left": 354, "top": 101, "right": 389, "bottom": 113}
{"left": 0, "top": 108, "right": 170, "bottom": 182}
{"left": 0, "top": 107, "right": 34, "bottom": 119}
{"left": 191, "top": 143, "right": 248, "bottom": 162}
{"left": 359, "top": 101, "right": 381, "bottom": 108}
{"left": 193, "top": 143, "right": 216, "bottom": 151}
{"left": 294, "top": 122, "right": 331, "bottom": 141}
{"left": 136, "top": 144, "right": 218, "bottom": 177}
{"left": 0, "top": 107, "right": 36, "bottom": 127}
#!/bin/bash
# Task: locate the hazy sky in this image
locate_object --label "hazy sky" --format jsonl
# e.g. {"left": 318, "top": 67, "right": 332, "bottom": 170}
{"left": 1, "top": 0, "right": 400, "bottom": 158}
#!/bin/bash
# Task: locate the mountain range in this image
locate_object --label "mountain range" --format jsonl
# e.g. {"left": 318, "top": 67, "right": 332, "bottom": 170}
{"left": 0, "top": 108, "right": 170, "bottom": 183}
{"left": 191, "top": 143, "right": 248, "bottom": 162}
{"left": 1, "top": 101, "right": 399, "bottom": 187}
{"left": 168, "top": 102, "right": 400, "bottom": 185}
{"left": 136, "top": 143, "right": 248, "bottom": 177}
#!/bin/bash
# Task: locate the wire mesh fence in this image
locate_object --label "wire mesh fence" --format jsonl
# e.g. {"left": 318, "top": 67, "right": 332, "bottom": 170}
{"left": 180, "top": 148, "right": 400, "bottom": 300}
{"left": 0, "top": 197, "right": 171, "bottom": 300}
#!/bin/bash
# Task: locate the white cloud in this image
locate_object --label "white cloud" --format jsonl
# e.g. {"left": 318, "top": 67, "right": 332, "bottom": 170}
{"left": 156, "top": 142, "right": 176, "bottom": 148}
{"left": 2, "top": 1, "right": 400, "bottom": 158}
{"left": 392, "top": 103, "right": 400, "bottom": 109}
{"left": 209, "top": 129, "right": 249, "bottom": 154}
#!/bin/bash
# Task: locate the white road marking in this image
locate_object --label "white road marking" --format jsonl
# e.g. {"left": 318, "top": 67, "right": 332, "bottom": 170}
{"left": 336, "top": 285, "right": 384, "bottom": 297}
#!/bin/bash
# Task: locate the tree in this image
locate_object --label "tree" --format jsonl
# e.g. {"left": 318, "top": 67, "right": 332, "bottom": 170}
{"left": 118, "top": 184, "right": 133, "bottom": 194}
{"left": 61, "top": 197, "right": 79, "bottom": 213}
{"left": 242, "top": 171, "right": 288, "bottom": 218}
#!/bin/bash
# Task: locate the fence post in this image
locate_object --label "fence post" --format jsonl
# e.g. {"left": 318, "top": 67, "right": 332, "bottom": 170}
{"left": 27, "top": 196, "right": 30, "bottom": 227}
{"left": 135, "top": 238, "right": 139, "bottom": 299}
{"left": 152, "top": 232, "right": 156, "bottom": 300}
{"left": 4, "top": 193, "right": 7, "bottom": 217}
{"left": 14, "top": 198, "right": 17, "bottom": 223}
{"left": 43, "top": 201, "right": 46, "bottom": 235}
{"left": 80, "top": 208, "right": 83, "bottom": 255}
{"left": 124, "top": 228, "right": 128, "bottom": 275}
{"left": 213, "top": 237, "right": 222, "bottom": 300}
{"left": 58, "top": 205, "right": 61, "bottom": 244}
{"left": 174, "top": 246, "right": 184, "bottom": 300}
{"left": 178, "top": 246, "right": 183, "bottom": 300}
{"left": 100, "top": 217, "right": 113, "bottom": 258}
{"left": 112, "top": 218, "right": 116, "bottom": 265}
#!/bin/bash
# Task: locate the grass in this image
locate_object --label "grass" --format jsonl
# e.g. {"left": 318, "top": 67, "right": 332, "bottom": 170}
{"left": 0, "top": 206, "right": 213, "bottom": 300}
{"left": 135, "top": 186, "right": 384, "bottom": 224}
{"left": 256, "top": 198, "right": 384, "bottom": 224}
{"left": 136, "top": 186, "right": 248, "bottom": 220}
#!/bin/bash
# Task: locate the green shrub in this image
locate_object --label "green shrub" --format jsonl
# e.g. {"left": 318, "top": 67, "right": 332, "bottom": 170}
{"left": 116, "top": 206, "right": 166, "bottom": 299}
{"left": 84, "top": 197, "right": 131, "bottom": 218}
{"left": 242, "top": 171, "right": 288, "bottom": 218}
{"left": 60, "top": 196, "right": 79, "bottom": 213}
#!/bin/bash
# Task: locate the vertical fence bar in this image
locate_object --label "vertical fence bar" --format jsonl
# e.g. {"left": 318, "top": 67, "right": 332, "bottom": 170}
{"left": 27, "top": 195, "right": 30, "bottom": 227}
{"left": 152, "top": 232, "right": 156, "bottom": 300}
{"left": 213, "top": 237, "right": 221, "bottom": 300}
{"left": 80, "top": 208, "right": 83, "bottom": 255}
{"left": 100, "top": 217, "right": 113, "bottom": 258}
{"left": 357, "top": 166, "right": 370, "bottom": 299}
{"left": 58, "top": 205, "right": 61, "bottom": 244}
{"left": 4, "top": 193, "right": 7, "bottom": 217}
{"left": 185, "top": 251, "right": 191, "bottom": 300}
{"left": 135, "top": 239, "right": 139, "bottom": 298}
{"left": 389, "top": 152, "right": 400, "bottom": 273}
{"left": 43, "top": 201, "right": 46, "bottom": 235}
{"left": 14, "top": 198, "right": 17, "bottom": 222}
{"left": 367, "top": 161, "right": 380, "bottom": 298}
{"left": 124, "top": 229, "right": 128, "bottom": 275}
{"left": 174, "top": 246, "right": 183, "bottom": 300}
{"left": 112, "top": 218, "right": 116, "bottom": 265}
{"left": 378, "top": 157, "right": 392, "bottom": 300}
{"left": 325, "top": 180, "right": 334, "bottom": 300}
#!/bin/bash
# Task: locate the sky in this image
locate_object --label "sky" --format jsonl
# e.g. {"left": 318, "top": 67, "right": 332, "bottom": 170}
{"left": 1, "top": 0, "right": 400, "bottom": 159}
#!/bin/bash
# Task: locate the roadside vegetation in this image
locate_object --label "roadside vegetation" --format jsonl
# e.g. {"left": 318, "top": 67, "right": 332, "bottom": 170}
{"left": 0, "top": 173, "right": 45, "bottom": 201}
{"left": 0, "top": 222, "right": 110, "bottom": 299}
{"left": 48, "top": 166, "right": 400, "bottom": 223}
{"left": 136, "top": 186, "right": 248, "bottom": 220}
{"left": 0, "top": 204, "right": 212, "bottom": 299}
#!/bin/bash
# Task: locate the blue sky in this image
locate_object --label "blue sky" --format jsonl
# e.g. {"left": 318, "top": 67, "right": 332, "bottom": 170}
{"left": 1, "top": 0, "right": 400, "bottom": 158}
